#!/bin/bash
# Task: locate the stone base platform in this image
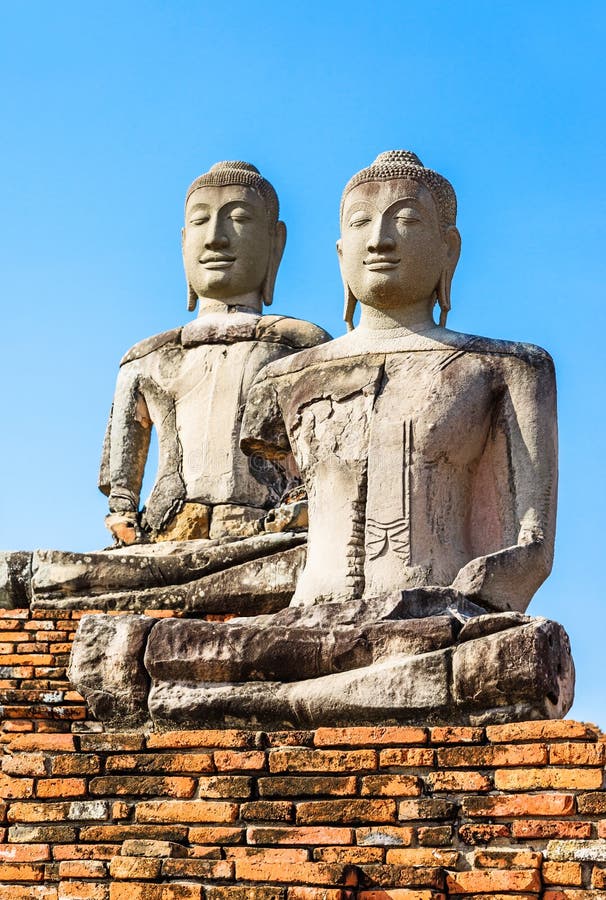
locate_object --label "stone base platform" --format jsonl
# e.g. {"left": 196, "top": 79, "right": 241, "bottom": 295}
{"left": 1, "top": 720, "right": 605, "bottom": 898}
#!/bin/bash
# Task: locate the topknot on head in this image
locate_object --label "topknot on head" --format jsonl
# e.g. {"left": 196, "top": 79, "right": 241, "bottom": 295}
{"left": 340, "top": 149, "right": 457, "bottom": 227}
{"left": 373, "top": 150, "right": 424, "bottom": 168}
{"left": 209, "top": 161, "right": 261, "bottom": 175}
{"left": 185, "top": 160, "right": 279, "bottom": 223}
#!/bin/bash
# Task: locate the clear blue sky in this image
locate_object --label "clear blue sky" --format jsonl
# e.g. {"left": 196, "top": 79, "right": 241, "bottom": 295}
{"left": 0, "top": 1, "right": 604, "bottom": 726}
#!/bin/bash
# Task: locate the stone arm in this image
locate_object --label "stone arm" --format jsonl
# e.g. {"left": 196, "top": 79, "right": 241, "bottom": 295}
{"left": 451, "top": 348, "right": 557, "bottom": 613}
{"left": 98, "top": 363, "right": 152, "bottom": 516}
{"left": 240, "top": 370, "right": 292, "bottom": 463}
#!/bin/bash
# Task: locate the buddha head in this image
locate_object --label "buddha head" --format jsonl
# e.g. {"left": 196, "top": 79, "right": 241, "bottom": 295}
{"left": 182, "top": 161, "right": 287, "bottom": 313}
{"left": 338, "top": 150, "right": 461, "bottom": 329}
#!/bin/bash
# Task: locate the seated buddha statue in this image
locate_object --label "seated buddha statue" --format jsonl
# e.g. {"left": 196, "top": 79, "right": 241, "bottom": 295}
{"left": 100, "top": 160, "right": 330, "bottom": 545}
{"left": 69, "top": 151, "right": 574, "bottom": 728}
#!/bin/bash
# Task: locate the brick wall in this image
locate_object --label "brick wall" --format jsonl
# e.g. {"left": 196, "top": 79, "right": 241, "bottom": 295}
{"left": 0, "top": 721, "right": 605, "bottom": 897}
{"left": 0, "top": 608, "right": 189, "bottom": 745}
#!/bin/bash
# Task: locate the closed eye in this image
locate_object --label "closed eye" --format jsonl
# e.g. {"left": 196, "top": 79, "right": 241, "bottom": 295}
{"left": 349, "top": 217, "right": 371, "bottom": 228}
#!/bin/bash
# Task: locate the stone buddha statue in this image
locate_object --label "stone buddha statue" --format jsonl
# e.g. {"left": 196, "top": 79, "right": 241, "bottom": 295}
{"left": 100, "top": 160, "right": 330, "bottom": 544}
{"left": 69, "top": 151, "right": 574, "bottom": 729}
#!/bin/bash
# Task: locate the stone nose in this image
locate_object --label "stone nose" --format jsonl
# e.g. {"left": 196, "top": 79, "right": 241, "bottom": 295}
{"left": 204, "top": 217, "right": 230, "bottom": 250}
{"left": 366, "top": 216, "right": 396, "bottom": 254}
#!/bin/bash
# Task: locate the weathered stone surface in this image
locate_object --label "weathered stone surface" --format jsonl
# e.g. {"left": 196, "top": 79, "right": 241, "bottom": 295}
{"left": 452, "top": 617, "right": 575, "bottom": 722}
{"left": 32, "top": 531, "right": 305, "bottom": 605}
{"left": 148, "top": 649, "right": 452, "bottom": 729}
{"left": 144, "top": 614, "right": 457, "bottom": 683}
{"left": 67, "top": 613, "right": 156, "bottom": 726}
{"left": 0, "top": 551, "right": 32, "bottom": 609}
{"left": 157, "top": 502, "right": 211, "bottom": 542}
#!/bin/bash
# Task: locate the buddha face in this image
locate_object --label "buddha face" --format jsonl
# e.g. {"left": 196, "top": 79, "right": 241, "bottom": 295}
{"left": 338, "top": 178, "right": 456, "bottom": 312}
{"left": 182, "top": 184, "right": 272, "bottom": 302}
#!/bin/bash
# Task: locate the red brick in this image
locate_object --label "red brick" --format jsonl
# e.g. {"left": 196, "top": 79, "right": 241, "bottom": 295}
{"left": 486, "top": 720, "right": 600, "bottom": 743}
{"left": 205, "top": 889, "right": 284, "bottom": 900}
{"left": 8, "top": 734, "right": 75, "bottom": 752}
{"left": 240, "top": 801, "right": 294, "bottom": 821}
{"left": 314, "top": 726, "right": 427, "bottom": 746}
{"left": 235, "top": 858, "right": 345, "bottom": 884}
{"left": 494, "top": 767, "right": 603, "bottom": 791}
{"left": 473, "top": 849, "right": 541, "bottom": 868}
{"left": 188, "top": 826, "right": 244, "bottom": 845}
{"left": 600, "top": 820, "right": 606, "bottom": 838}
{"left": 287, "top": 891, "right": 344, "bottom": 900}
{"left": 0, "top": 654, "right": 54, "bottom": 665}
{"left": 79, "top": 734, "right": 144, "bottom": 752}
{"left": 347, "top": 865, "right": 443, "bottom": 889}
{"left": 58, "top": 859, "right": 107, "bottom": 878}
{"left": 146, "top": 730, "right": 263, "bottom": 750}
{"left": 109, "top": 856, "right": 162, "bottom": 879}
{"left": 269, "top": 748, "right": 377, "bottom": 773}
{"left": 247, "top": 826, "right": 353, "bottom": 845}
{"left": 462, "top": 791, "right": 575, "bottom": 817}
{"left": 37, "top": 778, "right": 87, "bottom": 798}
{"left": 51, "top": 755, "right": 100, "bottom": 775}
{"left": 258, "top": 776, "right": 357, "bottom": 797}
{"left": 8, "top": 801, "right": 70, "bottom": 822}
{"left": 425, "top": 771, "right": 491, "bottom": 792}
{"left": 550, "top": 742, "right": 605, "bottom": 766}
{"left": 2, "top": 752, "right": 47, "bottom": 776}
{"left": 578, "top": 792, "right": 606, "bottom": 814}
{"left": 313, "top": 846, "right": 383, "bottom": 864}
{"left": 197, "top": 775, "right": 252, "bottom": 798}
{"left": 385, "top": 848, "right": 459, "bottom": 866}
{"left": 356, "top": 826, "right": 414, "bottom": 846}
{"left": 161, "top": 859, "right": 234, "bottom": 878}
{"left": 0, "top": 773, "right": 34, "bottom": 798}
{"left": 544, "top": 893, "right": 606, "bottom": 899}
{"left": 226, "top": 846, "right": 309, "bottom": 862}
{"left": 296, "top": 799, "right": 396, "bottom": 825}
{"left": 417, "top": 826, "right": 452, "bottom": 846}
{"left": 360, "top": 775, "right": 422, "bottom": 796}
{"left": 135, "top": 799, "right": 238, "bottom": 823}
{"left": 512, "top": 819, "right": 592, "bottom": 839}
{"left": 89, "top": 776, "right": 196, "bottom": 797}
{"left": 458, "top": 823, "right": 510, "bottom": 844}
{"left": 266, "top": 731, "right": 315, "bottom": 748}
{"left": 0, "top": 885, "right": 58, "bottom": 899}
{"left": 109, "top": 886, "right": 202, "bottom": 900}
{"left": 214, "top": 750, "right": 266, "bottom": 771}
{"left": 379, "top": 748, "right": 435, "bottom": 767}
{"left": 79, "top": 825, "right": 188, "bottom": 842}
{"left": 105, "top": 753, "right": 214, "bottom": 774}
{"left": 446, "top": 868, "right": 541, "bottom": 892}
{"left": 543, "top": 861, "right": 584, "bottom": 885}
{"left": 593, "top": 868, "right": 606, "bottom": 889}
{"left": 120, "top": 839, "right": 189, "bottom": 858}
{"left": 398, "top": 799, "right": 457, "bottom": 821}
{"left": 0, "top": 843, "right": 51, "bottom": 861}
{"left": 0, "top": 861, "right": 45, "bottom": 880}
{"left": 437, "top": 743, "right": 547, "bottom": 767}
{"left": 357, "top": 893, "right": 444, "bottom": 900}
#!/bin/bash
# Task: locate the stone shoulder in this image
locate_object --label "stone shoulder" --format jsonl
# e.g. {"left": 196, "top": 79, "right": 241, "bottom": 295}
{"left": 253, "top": 329, "right": 554, "bottom": 383}
{"left": 120, "top": 328, "right": 183, "bottom": 366}
{"left": 255, "top": 315, "right": 332, "bottom": 350}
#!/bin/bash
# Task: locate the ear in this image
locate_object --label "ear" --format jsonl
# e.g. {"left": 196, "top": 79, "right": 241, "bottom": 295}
{"left": 337, "top": 239, "right": 357, "bottom": 332}
{"left": 261, "top": 220, "right": 287, "bottom": 306}
{"left": 182, "top": 227, "right": 198, "bottom": 313}
{"left": 437, "top": 226, "right": 461, "bottom": 328}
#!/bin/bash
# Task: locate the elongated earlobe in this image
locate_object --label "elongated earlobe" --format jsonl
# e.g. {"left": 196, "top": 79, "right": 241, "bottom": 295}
{"left": 187, "top": 283, "right": 198, "bottom": 313}
{"left": 437, "top": 268, "right": 451, "bottom": 328}
{"left": 261, "top": 220, "right": 287, "bottom": 306}
{"left": 344, "top": 285, "right": 357, "bottom": 332}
